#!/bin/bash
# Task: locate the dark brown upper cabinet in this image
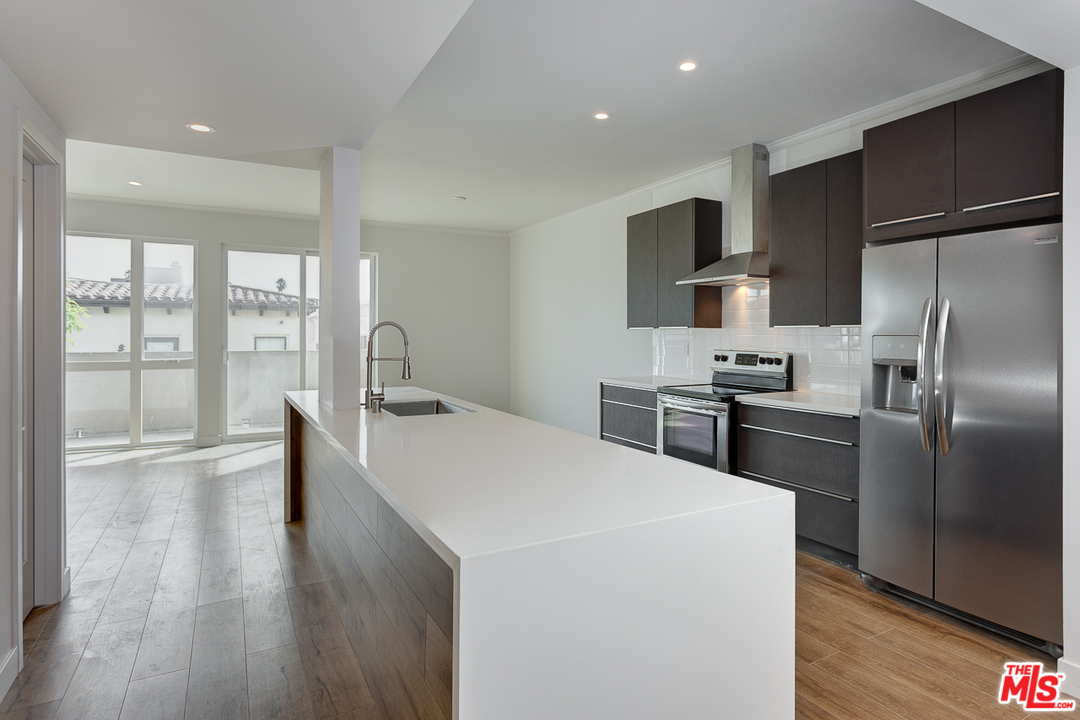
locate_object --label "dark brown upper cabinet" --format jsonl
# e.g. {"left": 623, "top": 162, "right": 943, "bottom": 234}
{"left": 626, "top": 210, "right": 658, "bottom": 328}
{"left": 770, "top": 161, "right": 827, "bottom": 327}
{"left": 626, "top": 198, "right": 723, "bottom": 329}
{"left": 769, "top": 150, "right": 863, "bottom": 328}
{"left": 864, "top": 103, "right": 955, "bottom": 231}
{"left": 955, "top": 69, "right": 1064, "bottom": 215}
{"left": 863, "top": 69, "right": 1063, "bottom": 244}
{"left": 825, "top": 151, "right": 864, "bottom": 326}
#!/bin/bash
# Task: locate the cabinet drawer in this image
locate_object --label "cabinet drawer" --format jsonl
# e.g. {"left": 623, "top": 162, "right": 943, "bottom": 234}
{"left": 738, "top": 403, "right": 858, "bottom": 444}
{"left": 737, "top": 425, "right": 859, "bottom": 499}
{"left": 738, "top": 471, "right": 858, "bottom": 555}
{"left": 601, "top": 402, "right": 657, "bottom": 448}
{"left": 601, "top": 384, "right": 658, "bottom": 409}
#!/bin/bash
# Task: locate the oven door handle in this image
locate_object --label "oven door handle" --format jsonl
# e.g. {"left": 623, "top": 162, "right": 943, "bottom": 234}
{"left": 659, "top": 402, "right": 725, "bottom": 417}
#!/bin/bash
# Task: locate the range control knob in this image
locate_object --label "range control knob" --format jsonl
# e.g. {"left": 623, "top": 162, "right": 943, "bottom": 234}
{"left": 720, "top": 355, "right": 729, "bottom": 362}
{"left": 759, "top": 357, "right": 766, "bottom": 364}
{"left": 714, "top": 354, "right": 721, "bottom": 362}
{"left": 768, "top": 357, "right": 776, "bottom": 365}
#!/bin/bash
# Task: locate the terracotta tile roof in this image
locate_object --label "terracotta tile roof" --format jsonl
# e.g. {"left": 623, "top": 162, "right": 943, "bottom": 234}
{"left": 66, "top": 279, "right": 318, "bottom": 314}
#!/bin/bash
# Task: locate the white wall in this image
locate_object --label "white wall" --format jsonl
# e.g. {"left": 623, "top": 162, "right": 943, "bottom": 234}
{"left": 0, "top": 57, "right": 65, "bottom": 693}
{"left": 509, "top": 58, "right": 1048, "bottom": 437}
{"left": 1059, "top": 66, "right": 1079, "bottom": 697}
{"left": 362, "top": 223, "right": 512, "bottom": 412}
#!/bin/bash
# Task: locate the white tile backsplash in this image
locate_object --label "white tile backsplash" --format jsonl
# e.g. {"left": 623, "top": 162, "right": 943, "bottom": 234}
{"left": 651, "top": 283, "right": 861, "bottom": 396}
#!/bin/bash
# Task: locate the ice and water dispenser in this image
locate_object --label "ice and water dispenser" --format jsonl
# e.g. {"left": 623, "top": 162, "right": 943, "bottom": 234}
{"left": 871, "top": 335, "right": 920, "bottom": 412}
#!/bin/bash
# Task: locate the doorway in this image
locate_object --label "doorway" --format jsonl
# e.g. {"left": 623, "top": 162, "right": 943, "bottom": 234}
{"left": 20, "top": 156, "right": 34, "bottom": 620}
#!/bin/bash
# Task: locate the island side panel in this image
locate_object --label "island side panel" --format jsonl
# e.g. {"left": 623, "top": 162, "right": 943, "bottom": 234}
{"left": 292, "top": 413, "right": 454, "bottom": 720}
{"left": 285, "top": 400, "right": 303, "bottom": 522}
{"left": 456, "top": 493, "right": 795, "bottom": 720}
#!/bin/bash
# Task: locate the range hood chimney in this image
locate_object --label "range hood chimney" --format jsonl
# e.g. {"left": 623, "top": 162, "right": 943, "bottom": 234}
{"left": 677, "top": 143, "right": 770, "bottom": 286}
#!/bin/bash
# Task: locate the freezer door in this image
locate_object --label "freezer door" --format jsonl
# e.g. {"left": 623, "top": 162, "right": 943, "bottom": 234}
{"left": 859, "top": 238, "right": 938, "bottom": 597}
{"left": 935, "top": 224, "right": 1062, "bottom": 645}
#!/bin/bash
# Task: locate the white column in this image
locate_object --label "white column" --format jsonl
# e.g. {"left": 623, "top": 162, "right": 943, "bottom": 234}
{"left": 319, "top": 147, "right": 364, "bottom": 410}
{"left": 1059, "top": 66, "right": 1080, "bottom": 696}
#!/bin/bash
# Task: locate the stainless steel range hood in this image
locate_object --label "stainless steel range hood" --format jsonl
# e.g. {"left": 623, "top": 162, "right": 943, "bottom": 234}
{"left": 677, "top": 143, "right": 770, "bottom": 286}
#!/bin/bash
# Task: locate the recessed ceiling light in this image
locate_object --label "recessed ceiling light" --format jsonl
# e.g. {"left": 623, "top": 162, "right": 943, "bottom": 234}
{"left": 594, "top": 113, "right": 609, "bottom": 120}
{"left": 128, "top": 181, "right": 142, "bottom": 186}
{"left": 185, "top": 123, "right": 215, "bottom": 133}
{"left": 679, "top": 61, "right": 697, "bottom": 72}
{"left": 452, "top": 196, "right": 467, "bottom": 201}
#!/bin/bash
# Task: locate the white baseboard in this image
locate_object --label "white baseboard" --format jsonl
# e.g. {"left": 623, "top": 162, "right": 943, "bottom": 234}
{"left": 61, "top": 566, "right": 71, "bottom": 599}
{"left": 1058, "top": 656, "right": 1080, "bottom": 699}
{"left": 0, "top": 645, "right": 19, "bottom": 700}
{"left": 195, "top": 435, "right": 222, "bottom": 448}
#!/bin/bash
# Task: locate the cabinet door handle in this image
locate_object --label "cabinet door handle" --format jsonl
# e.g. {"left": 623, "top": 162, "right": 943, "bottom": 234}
{"left": 739, "top": 424, "right": 854, "bottom": 446}
{"left": 870, "top": 211, "right": 946, "bottom": 228}
{"left": 962, "top": 191, "right": 1060, "bottom": 213}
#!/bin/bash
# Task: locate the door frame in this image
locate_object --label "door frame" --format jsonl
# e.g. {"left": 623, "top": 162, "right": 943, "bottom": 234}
{"left": 12, "top": 120, "right": 65, "bottom": 678}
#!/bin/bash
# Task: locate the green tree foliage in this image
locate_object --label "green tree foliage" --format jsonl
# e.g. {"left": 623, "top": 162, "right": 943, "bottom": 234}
{"left": 65, "top": 296, "right": 88, "bottom": 346}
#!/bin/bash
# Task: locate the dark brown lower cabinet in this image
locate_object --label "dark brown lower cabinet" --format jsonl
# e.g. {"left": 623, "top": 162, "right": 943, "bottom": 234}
{"left": 736, "top": 403, "right": 859, "bottom": 556}
{"left": 600, "top": 384, "right": 657, "bottom": 453}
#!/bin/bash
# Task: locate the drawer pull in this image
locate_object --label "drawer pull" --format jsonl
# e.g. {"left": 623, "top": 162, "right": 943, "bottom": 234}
{"left": 602, "top": 398, "right": 657, "bottom": 411}
{"left": 739, "top": 470, "right": 856, "bottom": 502}
{"left": 739, "top": 424, "right": 855, "bottom": 446}
{"left": 963, "top": 191, "right": 1060, "bottom": 213}
{"left": 870, "top": 211, "right": 945, "bottom": 228}
{"left": 601, "top": 433, "right": 656, "bottom": 450}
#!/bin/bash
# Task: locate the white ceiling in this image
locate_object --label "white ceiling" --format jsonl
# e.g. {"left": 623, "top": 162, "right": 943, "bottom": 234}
{"left": 915, "top": 0, "right": 1080, "bottom": 71}
{"left": 0, "top": 0, "right": 475, "bottom": 155}
{"left": 66, "top": 141, "right": 320, "bottom": 217}
{"left": 6, "top": 0, "right": 1029, "bottom": 233}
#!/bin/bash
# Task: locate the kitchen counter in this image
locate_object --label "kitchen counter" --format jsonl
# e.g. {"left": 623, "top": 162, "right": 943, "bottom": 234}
{"left": 737, "top": 390, "right": 860, "bottom": 417}
{"left": 598, "top": 374, "right": 699, "bottom": 390}
{"left": 284, "top": 387, "right": 794, "bottom": 720}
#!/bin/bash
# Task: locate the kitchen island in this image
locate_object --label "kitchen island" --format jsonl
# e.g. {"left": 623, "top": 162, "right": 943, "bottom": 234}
{"left": 284, "top": 387, "right": 794, "bottom": 720}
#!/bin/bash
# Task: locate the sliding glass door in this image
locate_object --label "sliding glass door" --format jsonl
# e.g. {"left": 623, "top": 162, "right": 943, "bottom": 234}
{"left": 65, "top": 236, "right": 196, "bottom": 449}
{"left": 224, "top": 249, "right": 318, "bottom": 440}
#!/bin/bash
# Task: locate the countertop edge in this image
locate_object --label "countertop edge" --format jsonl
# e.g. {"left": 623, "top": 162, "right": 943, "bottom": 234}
{"left": 598, "top": 376, "right": 703, "bottom": 391}
{"left": 736, "top": 392, "right": 861, "bottom": 417}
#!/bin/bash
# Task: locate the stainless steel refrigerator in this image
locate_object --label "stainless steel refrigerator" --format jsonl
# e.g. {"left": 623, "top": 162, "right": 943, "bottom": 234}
{"left": 859, "top": 222, "right": 1062, "bottom": 648}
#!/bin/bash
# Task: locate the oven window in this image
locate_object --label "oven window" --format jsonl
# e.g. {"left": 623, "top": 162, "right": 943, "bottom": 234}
{"left": 663, "top": 407, "right": 718, "bottom": 467}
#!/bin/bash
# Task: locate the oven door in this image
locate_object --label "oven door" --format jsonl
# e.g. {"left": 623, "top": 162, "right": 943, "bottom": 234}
{"left": 657, "top": 394, "right": 730, "bottom": 472}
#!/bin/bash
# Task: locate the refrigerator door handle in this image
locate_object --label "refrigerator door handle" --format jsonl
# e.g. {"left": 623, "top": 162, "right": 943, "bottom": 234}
{"left": 934, "top": 297, "right": 952, "bottom": 455}
{"left": 916, "top": 297, "right": 935, "bottom": 452}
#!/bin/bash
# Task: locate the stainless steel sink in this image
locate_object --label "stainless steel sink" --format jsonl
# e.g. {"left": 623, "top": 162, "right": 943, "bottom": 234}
{"left": 380, "top": 399, "right": 475, "bottom": 417}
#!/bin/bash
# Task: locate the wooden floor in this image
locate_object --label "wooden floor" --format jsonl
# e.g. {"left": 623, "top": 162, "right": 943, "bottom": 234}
{"left": 0, "top": 442, "right": 1071, "bottom": 719}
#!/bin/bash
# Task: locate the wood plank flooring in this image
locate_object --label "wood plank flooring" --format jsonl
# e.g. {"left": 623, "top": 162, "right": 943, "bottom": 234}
{"left": 2, "top": 442, "right": 1073, "bottom": 719}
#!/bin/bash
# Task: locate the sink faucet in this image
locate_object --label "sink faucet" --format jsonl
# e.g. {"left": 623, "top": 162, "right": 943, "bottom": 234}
{"left": 365, "top": 321, "right": 411, "bottom": 412}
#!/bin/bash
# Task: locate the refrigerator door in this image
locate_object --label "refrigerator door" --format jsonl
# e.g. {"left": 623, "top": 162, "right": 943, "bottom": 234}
{"left": 859, "top": 238, "right": 938, "bottom": 597}
{"left": 934, "top": 223, "right": 1062, "bottom": 644}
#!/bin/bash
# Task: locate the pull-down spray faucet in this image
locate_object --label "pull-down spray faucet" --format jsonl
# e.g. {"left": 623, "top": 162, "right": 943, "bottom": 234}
{"left": 365, "top": 321, "right": 411, "bottom": 412}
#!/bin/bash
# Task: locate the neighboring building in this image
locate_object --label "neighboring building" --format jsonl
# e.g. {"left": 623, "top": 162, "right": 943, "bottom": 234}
{"left": 65, "top": 279, "right": 319, "bottom": 439}
{"left": 66, "top": 278, "right": 318, "bottom": 358}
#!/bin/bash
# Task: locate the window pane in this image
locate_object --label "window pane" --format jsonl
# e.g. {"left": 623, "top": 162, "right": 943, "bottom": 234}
{"left": 305, "top": 255, "right": 319, "bottom": 390}
{"left": 144, "top": 242, "right": 194, "bottom": 360}
{"left": 227, "top": 250, "right": 301, "bottom": 436}
{"left": 143, "top": 368, "right": 195, "bottom": 443}
{"left": 255, "top": 336, "right": 287, "bottom": 351}
{"left": 65, "top": 236, "right": 131, "bottom": 362}
{"left": 66, "top": 370, "right": 130, "bottom": 448}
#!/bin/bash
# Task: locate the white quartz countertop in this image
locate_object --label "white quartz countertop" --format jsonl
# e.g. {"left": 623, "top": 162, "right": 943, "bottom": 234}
{"left": 737, "top": 391, "right": 861, "bottom": 417}
{"left": 286, "top": 387, "right": 789, "bottom": 564}
{"left": 598, "top": 375, "right": 700, "bottom": 390}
